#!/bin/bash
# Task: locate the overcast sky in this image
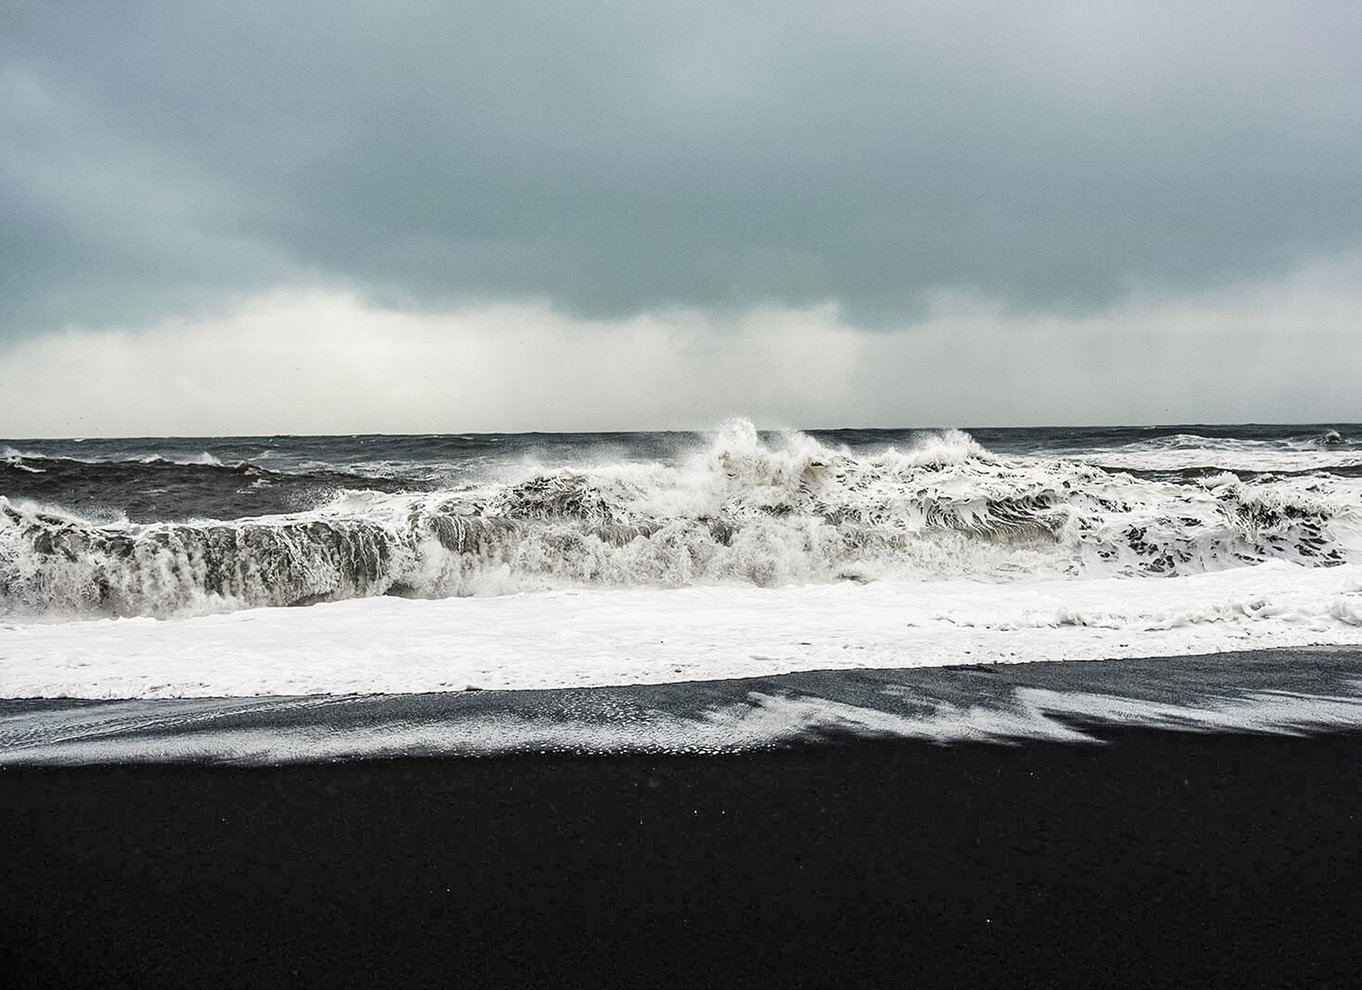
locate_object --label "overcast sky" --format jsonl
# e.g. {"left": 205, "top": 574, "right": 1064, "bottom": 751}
{"left": 2, "top": 1, "right": 1360, "bottom": 436}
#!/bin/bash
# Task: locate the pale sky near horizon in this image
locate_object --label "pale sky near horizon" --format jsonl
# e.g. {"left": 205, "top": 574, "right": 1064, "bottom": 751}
{"left": 2, "top": 1, "right": 1360, "bottom": 436}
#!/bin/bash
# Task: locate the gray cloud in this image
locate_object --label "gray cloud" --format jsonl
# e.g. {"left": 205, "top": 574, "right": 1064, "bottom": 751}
{"left": 3, "top": 1, "right": 1360, "bottom": 339}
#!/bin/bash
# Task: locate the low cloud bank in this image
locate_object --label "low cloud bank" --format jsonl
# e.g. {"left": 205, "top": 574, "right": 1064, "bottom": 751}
{"left": 2, "top": 252, "right": 1359, "bottom": 436}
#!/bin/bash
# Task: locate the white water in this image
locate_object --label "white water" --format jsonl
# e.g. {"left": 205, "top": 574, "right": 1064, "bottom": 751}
{"left": 7, "top": 422, "right": 1362, "bottom": 700}
{"left": 1046, "top": 433, "right": 1362, "bottom": 474}
{"left": 6, "top": 421, "right": 1362, "bottom": 619}
{"left": 5, "top": 559, "right": 1362, "bottom": 699}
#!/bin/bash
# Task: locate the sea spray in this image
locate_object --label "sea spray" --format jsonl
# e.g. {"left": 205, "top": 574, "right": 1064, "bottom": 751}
{"left": 2, "top": 420, "right": 1357, "bottom": 618}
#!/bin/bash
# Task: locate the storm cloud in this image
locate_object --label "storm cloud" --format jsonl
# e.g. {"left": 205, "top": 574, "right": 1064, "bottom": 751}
{"left": 5, "top": 0, "right": 1361, "bottom": 340}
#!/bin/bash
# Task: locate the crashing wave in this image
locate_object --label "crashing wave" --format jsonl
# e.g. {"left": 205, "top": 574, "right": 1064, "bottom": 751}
{"left": 0, "top": 420, "right": 1357, "bottom": 618}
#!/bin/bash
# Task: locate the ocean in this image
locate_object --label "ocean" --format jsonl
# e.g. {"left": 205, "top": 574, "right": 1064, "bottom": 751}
{"left": 6, "top": 421, "right": 1362, "bottom": 986}
{"left": 4, "top": 418, "right": 1362, "bottom": 760}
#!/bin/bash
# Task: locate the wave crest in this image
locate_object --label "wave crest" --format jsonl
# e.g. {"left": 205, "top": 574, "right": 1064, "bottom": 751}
{"left": 1, "top": 422, "right": 1357, "bottom": 618}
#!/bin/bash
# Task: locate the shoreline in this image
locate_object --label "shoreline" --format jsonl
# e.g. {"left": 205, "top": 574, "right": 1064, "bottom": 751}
{"left": 5, "top": 646, "right": 1362, "bottom": 764}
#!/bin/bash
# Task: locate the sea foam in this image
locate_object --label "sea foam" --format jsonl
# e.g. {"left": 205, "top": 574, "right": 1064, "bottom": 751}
{"left": 2, "top": 420, "right": 1359, "bottom": 619}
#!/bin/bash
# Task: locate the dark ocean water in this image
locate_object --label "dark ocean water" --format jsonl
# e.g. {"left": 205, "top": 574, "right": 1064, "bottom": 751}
{"left": 4, "top": 422, "right": 1359, "bottom": 522}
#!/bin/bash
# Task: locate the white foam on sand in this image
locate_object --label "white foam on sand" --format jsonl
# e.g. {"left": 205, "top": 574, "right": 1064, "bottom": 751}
{"left": 5, "top": 559, "right": 1362, "bottom": 699}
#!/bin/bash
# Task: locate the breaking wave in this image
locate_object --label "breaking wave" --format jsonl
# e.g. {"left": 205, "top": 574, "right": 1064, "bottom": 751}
{"left": 2, "top": 420, "right": 1360, "bottom": 618}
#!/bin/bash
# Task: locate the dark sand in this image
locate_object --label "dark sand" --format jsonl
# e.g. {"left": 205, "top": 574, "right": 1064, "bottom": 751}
{"left": 4, "top": 727, "right": 1362, "bottom": 988}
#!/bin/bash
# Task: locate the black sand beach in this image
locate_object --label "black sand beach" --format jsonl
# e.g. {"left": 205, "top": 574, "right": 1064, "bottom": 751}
{"left": 5, "top": 723, "right": 1362, "bottom": 988}
{"left": 7, "top": 2, "right": 1362, "bottom": 983}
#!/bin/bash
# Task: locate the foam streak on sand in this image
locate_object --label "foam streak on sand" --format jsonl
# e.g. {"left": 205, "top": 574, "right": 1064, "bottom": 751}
{"left": 4, "top": 650, "right": 1362, "bottom": 765}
